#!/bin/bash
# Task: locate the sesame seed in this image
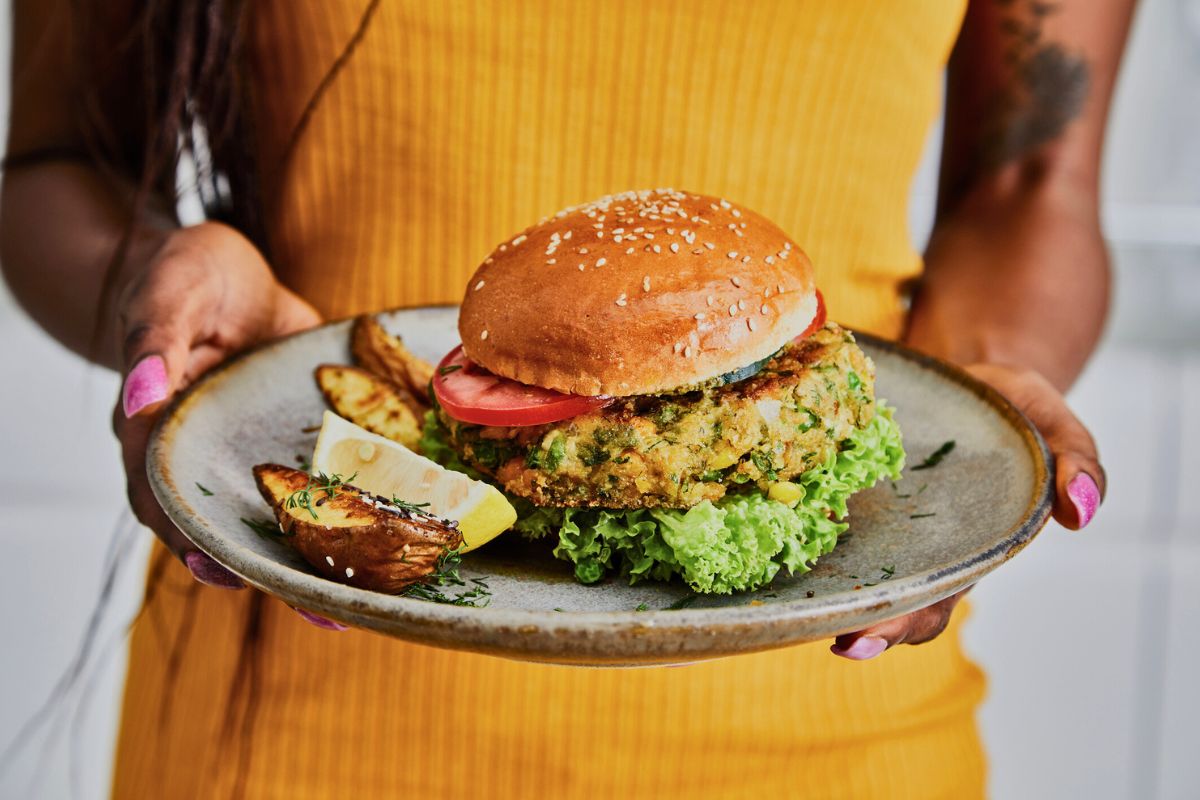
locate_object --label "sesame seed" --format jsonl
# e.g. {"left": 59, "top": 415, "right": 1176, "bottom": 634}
{"left": 761, "top": 304, "right": 770, "bottom": 314}
{"left": 481, "top": 330, "right": 489, "bottom": 340}
{"left": 765, "top": 255, "right": 776, "bottom": 265}
{"left": 731, "top": 276, "right": 742, "bottom": 287}
{"left": 615, "top": 294, "right": 627, "bottom": 307}
{"left": 738, "top": 299, "right": 746, "bottom": 310}
{"left": 593, "top": 223, "right": 604, "bottom": 229}
{"left": 512, "top": 235, "right": 527, "bottom": 246}
{"left": 720, "top": 199, "right": 731, "bottom": 209}
{"left": 499, "top": 244, "right": 507, "bottom": 251}
{"left": 705, "top": 242, "right": 716, "bottom": 250}
{"left": 673, "top": 342, "right": 683, "bottom": 353}
{"left": 643, "top": 233, "right": 654, "bottom": 239}
{"left": 626, "top": 247, "right": 635, "bottom": 254}
{"left": 734, "top": 229, "right": 744, "bottom": 237}
{"left": 326, "top": 556, "right": 335, "bottom": 566}
{"left": 748, "top": 319, "right": 758, "bottom": 331}
{"left": 643, "top": 276, "right": 651, "bottom": 291}
{"left": 727, "top": 251, "right": 738, "bottom": 259}
{"left": 742, "top": 255, "right": 751, "bottom": 264}
{"left": 485, "top": 257, "right": 494, "bottom": 264}
{"left": 613, "top": 235, "right": 623, "bottom": 242}
{"left": 667, "top": 228, "right": 676, "bottom": 235}
{"left": 731, "top": 208, "right": 742, "bottom": 218}
{"left": 597, "top": 231, "right": 604, "bottom": 238}
{"left": 475, "top": 280, "right": 486, "bottom": 290}
{"left": 764, "top": 287, "right": 772, "bottom": 297}
{"left": 694, "top": 312, "right": 706, "bottom": 320}
{"left": 706, "top": 296, "right": 715, "bottom": 306}
{"left": 346, "top": 567, "right": 355, "bottom": 578}
{"left": 777, "top": 284, "right": 784, "bottom": 293}
{"left": 596, "top": 257, "right": 607, "bottom": 267}
{"left": 563, "top": 231, "right": 572, "bottom": 240}
{"left": 728, "top": 304, "right": 738, "bottom": 316}
{"left": 684, "top": 345, "right": 694, "bottom": 358}
{"left": 546, "top": 259, "right": 556, "bottom": 265}
{"left": 652, "top": 245, "right": 661, "bottom": 253}
{"left": 579, "top": 264, "right": 586, "bottom": 271}
{"left": 784, "top": 241, "right": 792, "bottom": 250}
{"left": 670, "top": 242, "right": 680, "bottom": 253}
{"left": 579, "top": 247, "right": 589, "bottom": 254}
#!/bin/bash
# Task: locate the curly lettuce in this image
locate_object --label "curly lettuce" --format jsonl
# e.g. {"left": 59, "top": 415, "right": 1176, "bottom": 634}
{"left": 422, "top": 402, "right": 904, "bottom": 593}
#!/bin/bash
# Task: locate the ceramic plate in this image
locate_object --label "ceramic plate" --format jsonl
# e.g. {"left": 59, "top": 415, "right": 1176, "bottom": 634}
{"left": 148, "top": 306, "right": 1053, "bottom": 666}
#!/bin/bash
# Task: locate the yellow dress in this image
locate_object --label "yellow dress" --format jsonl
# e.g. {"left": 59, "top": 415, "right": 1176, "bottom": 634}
{"left": 113, "top": 1, "right": 986, "bottom": 797}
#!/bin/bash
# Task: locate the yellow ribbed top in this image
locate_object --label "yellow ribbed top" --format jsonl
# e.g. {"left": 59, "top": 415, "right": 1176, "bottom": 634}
{"left": 113, "top": 2, "right": 987, "bottom": 798}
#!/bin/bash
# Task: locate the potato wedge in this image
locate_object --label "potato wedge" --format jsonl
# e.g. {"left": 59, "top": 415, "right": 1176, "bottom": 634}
{"left": 315, "top": 364, "right": 421, "bottom": 450}
{"left": 351, "top": 315, "right": 434, "bottom": 411}
{"left": 253, "top": 464, "right": 463, "bottom": 593}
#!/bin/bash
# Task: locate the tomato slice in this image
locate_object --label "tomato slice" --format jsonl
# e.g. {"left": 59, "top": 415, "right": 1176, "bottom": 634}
{"left": 432, "top": 345, "right": 614, "bottom": 427}
{"left": 794, "top": 290, "right": 826, "bottom": 342}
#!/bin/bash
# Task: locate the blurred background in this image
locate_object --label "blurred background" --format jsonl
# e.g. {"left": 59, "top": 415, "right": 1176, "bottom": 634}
{"left": 0, "top": 1, "right": 1197, "bottom": 797}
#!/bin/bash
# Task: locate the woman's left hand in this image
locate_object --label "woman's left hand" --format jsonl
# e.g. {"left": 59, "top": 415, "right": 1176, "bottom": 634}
{"left": 830, "top": 362, "right": 1105, "bottom": 660}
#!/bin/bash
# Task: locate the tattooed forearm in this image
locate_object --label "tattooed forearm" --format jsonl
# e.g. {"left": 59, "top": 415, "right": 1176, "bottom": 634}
{"left": 976, "top": 0, "right": 1091, "bottom": 172}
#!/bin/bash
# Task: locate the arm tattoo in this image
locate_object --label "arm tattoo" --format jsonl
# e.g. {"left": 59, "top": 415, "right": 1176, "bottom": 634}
{"left": 977, "top": 0, "right": 1091, "bottom": 171}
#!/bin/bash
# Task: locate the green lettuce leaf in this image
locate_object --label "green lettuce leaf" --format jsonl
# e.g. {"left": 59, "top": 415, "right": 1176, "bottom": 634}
{"left": 422, "top": 402, "right": 904, "bottom": 593}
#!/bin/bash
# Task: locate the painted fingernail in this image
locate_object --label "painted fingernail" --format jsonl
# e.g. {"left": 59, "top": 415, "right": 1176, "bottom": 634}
{"left": 123, "top": 355, "right": 168, "bottom": 417}
{"left": 293, "top": 607, "right": 348, "bottom": 632}
{"left": 1067, "top": 472, "right": 1100, "bottom": 529}
{"left": 830, "top": 635, "right": 888, "bottom": 661}
{"left": 184, "top": 551, "right": 245, "bottom": 589}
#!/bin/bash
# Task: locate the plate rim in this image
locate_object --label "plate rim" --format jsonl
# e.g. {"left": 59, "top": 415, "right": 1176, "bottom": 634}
{"left": 146, "top": 304, "right": 1055, "bottom": 661}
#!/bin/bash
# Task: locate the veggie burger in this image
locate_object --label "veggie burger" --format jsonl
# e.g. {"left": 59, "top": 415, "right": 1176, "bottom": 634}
{"left": 423, "top": 189, "right": 905, "bottom": 593}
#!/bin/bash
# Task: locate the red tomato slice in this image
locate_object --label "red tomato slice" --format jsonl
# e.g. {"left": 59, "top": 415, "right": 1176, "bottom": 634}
{"left": 794, "top": 290, "right": 826, "bottom": 342}
{"left": 432, "top": 345, "right": 614, "bottom": 427}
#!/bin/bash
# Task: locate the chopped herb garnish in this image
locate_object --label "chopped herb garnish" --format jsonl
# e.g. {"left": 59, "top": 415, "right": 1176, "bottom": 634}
{"left": 554, "top": 608, "right": 565, "bottom": 612}
{"left": 437, "top": 364, "right": 463, "bottom": 376}
{"left": 241, "top": 516, "right": 289, "bottom": 539}
{"left": 847, "top": 371, "right": 861, "bottom": 390}
{"left": 912, "top": 440, "right": 955, "bottom": 471}
{"left": 634, "top": 602, "right": 649, "bottom": 612}
{"left": 389, "top": 496, "right": 433, "bottom": 514}
{"left": 666, "top": 595, "right": 698, "bottom": 610}
{"left": 578, "top": 443, "right": 610, "bottom": 466}
{"left": 195, "top": 482, "right": 213, "bottom": 496}
{"left": 882, "top": 564, "right": 896, "bottom": 579}
{"left": 750, "top": 450, "right": 778, "bottom": 481}
{"left": 910, "top": 512, "right": 937, "bottom": 519}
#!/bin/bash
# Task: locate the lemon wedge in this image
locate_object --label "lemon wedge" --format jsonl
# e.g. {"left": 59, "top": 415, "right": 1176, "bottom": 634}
{"left": 311, "top": 410, "right": 516, "bottom": 552}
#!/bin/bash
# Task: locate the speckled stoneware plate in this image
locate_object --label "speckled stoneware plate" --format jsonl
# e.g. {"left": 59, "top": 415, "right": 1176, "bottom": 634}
{"left": 148, "top": 306, "right": 1053, "bottom": 666}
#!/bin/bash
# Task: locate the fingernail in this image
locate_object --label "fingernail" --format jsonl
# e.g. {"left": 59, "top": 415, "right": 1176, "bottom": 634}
{"left": 830, "top": 635, "right": 888, "bottom": 661}
{"left": 123, "top": 355, "right": 168, "bottom": 417}
{"left": 293, "top": 607, "right": 348, "bottom": 632}
{"left": 1067, "top": 472, "right": 1100, "bottom": 529}
{"left": 184, "top": 551, "right": 245, "bottom": 589}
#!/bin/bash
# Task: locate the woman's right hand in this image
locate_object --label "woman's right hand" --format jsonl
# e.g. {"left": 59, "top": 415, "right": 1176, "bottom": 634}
{"left": 111, "top": 221, "right": 322, "bottom": 589}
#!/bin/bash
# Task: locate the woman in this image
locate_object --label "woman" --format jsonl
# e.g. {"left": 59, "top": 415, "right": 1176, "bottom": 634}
{"left": 2, "top": 0, "right": 1130, "bottom": 796}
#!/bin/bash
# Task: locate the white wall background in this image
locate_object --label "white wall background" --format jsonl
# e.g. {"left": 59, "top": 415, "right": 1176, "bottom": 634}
{"left": 0, "top": 1, "right": 1198, "bottom": 798}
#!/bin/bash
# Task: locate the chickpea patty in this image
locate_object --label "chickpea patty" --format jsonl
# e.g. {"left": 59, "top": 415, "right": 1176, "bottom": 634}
{"left": 434, "top": 323, "right": 876, "bottom": 509}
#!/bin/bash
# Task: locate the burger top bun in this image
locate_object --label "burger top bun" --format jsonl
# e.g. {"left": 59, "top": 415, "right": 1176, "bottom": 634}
{"left": 458, "top": 189, "right": 818, "bottom": 397}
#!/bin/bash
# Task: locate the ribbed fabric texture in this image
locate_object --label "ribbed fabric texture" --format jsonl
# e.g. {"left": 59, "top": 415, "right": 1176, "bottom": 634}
{"left": 113, "top": 2, "right": 986, "bottom": 798}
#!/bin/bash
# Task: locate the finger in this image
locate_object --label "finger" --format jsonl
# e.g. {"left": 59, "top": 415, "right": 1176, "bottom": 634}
{"left": 968, "top": 365, "right": 1106, "bottom": 530}
{"left": 111, "top": 402, "right": 245, "bottom": 589}
{"left": 292, "top": 607, "right": 349, "bottom": 631}
{"left": 831, "top": 590, "right": 969, "bottom": 660}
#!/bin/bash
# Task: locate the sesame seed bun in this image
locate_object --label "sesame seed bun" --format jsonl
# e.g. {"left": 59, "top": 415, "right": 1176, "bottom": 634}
{"left": 458, "top": 189, "right": 818, "bottom": 397}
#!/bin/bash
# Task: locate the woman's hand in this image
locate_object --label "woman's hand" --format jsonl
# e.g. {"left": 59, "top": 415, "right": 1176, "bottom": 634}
{"left": 830, "top": 362, "right": 1105, "bottom": 660}
{"left": 111, "top": 222, "right": 322, "bottom": 588}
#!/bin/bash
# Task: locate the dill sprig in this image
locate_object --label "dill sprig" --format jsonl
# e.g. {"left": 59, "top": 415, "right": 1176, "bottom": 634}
{"left": 402, "top": 547, "right": 491, "bottom": 607}
{"left": 195, "top": 482, "right": 214, "bottom": 496}
{"left": 285, "top": 471, "right": 358, "bottom": 520}
{"left": 241, "top": 516, "right": 291, "bottom": 539}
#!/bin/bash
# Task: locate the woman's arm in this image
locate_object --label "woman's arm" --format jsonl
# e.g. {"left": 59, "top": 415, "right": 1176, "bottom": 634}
{"left": 832, "top": 0, "right": 1136, "bottom": 660}
{"left": 1, "top": 2, "right": 321, "bottom": 590}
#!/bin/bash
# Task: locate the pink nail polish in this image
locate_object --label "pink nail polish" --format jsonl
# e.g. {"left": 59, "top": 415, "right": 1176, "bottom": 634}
{"left": 293, "top": 607, "right": 348, "bottom": 631}
{"left": 184, "top": 551, "right": 245, "bottom": 589}
{"left": 830, "top": 635, "right": 888, "bottom": 660}
{"left": 123, "top": 355, "right": 168, "bottom": 417}
{"left": 1067, "top": 472, "right": 1100, "bottom": 529}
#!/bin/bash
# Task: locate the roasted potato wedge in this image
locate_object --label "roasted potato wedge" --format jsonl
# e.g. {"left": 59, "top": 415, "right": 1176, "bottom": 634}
{"left": 253, "top": 464, "right": 463, "bottom": 593}
{"left": 351, "top": 315, "right": 434, "bottom": 412}
{"left": 315, "top": 364, "right": 422, "bottom": 450}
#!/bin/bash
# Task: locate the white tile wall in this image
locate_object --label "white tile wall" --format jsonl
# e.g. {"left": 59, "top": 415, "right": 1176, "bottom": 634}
{"left": 1, "top": 0, "right": 1198, "bottom": 798}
